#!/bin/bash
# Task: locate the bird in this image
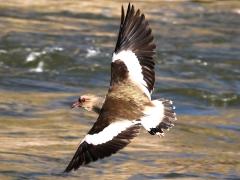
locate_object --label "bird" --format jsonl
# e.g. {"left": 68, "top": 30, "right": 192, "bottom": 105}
{"left": 65, "top": 3, "right": 177, "bottom": 172}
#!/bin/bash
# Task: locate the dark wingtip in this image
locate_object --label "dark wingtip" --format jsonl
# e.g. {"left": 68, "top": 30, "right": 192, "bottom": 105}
{"left": 127, "top": 2, "right": 131, "bottom": 10}
{"left": 121, "top": 5, "right": 125, "bottom": 24}
{"left": 64, "top": 162, "right": 73, "bottom": 173}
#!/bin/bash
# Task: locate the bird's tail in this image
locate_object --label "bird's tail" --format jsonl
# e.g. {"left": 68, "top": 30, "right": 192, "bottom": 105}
{"left": 140, "top": 98, "right": 177, "bottom": 136}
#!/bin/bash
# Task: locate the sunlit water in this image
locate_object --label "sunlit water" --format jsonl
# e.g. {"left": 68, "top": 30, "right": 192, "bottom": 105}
{"left": 0, "top": 0, "right": 239, "bottom": 179}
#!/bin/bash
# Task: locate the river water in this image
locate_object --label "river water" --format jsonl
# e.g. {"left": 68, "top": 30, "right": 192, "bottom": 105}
{"left": 0, "top": 0, "right": 239, "bottom": 179}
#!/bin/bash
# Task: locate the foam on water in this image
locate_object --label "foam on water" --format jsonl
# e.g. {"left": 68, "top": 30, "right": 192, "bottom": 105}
{"left": 86, "top": 48, "right": 100, "bottom": 58}
{"left": 26, "top": 52, "right": 44, "bottom": 62}
{"left": 0, "top": 49, "right": 7, "bottom": 54}
{"left": 29, "top": 61, "right": 44, "bottom": 73}
{"left": 26, "top": 47, "right": 64, "bottom": 62}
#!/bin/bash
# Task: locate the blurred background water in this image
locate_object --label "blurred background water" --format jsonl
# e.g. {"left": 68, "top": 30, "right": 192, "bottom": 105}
{"left": 0, "top": 0, "right": 239, "bottom": 179}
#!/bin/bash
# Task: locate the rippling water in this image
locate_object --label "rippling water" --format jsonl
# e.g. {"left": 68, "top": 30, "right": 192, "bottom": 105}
{"left": 0, "top": 0, "right": 239, "bottom": 179}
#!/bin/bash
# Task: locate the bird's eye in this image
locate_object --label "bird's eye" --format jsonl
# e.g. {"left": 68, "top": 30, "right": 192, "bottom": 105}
{"left": 81, "top": 98, "right": 86, "bottom": 102}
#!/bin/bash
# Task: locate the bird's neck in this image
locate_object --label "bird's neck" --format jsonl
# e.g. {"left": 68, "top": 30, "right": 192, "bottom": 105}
{"left": 91, "top": 96, "right": 105, "bottom": 114}
{"left": 92, "top": 106, "right": 102, "bottom": 114}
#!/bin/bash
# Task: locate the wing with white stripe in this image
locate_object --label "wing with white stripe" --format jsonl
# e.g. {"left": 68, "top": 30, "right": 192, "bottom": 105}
{"left": 112, "top": 3, "right": 156, "bottom": 96}
{"left": 64, "top": 120, "right": 140, "bottom": 172}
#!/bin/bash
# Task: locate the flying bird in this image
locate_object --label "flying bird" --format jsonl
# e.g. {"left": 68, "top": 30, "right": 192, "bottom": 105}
{"left": 65, "top": 3, "right": 177, "bottom": 172}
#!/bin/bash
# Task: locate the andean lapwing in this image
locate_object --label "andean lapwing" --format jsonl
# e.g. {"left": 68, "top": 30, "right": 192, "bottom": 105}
{"left": 65, "top": 3, "right": 177, "bottom": 172}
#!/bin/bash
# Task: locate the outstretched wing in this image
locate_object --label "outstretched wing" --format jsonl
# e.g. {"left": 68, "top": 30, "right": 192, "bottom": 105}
{"left": 65, "top": 89, "right": 142, "bottom": 172}
{"left": 111, "top": 3, "right": 156, "bottom": 98}
{"left": 64, "top": 117, "right": 140, "bottom": 172}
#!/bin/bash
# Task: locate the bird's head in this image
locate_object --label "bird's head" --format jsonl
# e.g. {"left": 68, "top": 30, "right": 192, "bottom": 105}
{"left": 71, "top": 94, "right": 101, "bottom": 112}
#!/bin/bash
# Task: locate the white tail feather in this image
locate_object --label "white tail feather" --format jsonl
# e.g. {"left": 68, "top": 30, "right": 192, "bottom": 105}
{"left": 140, "top": 100, "right": 164, "bottom": 131}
